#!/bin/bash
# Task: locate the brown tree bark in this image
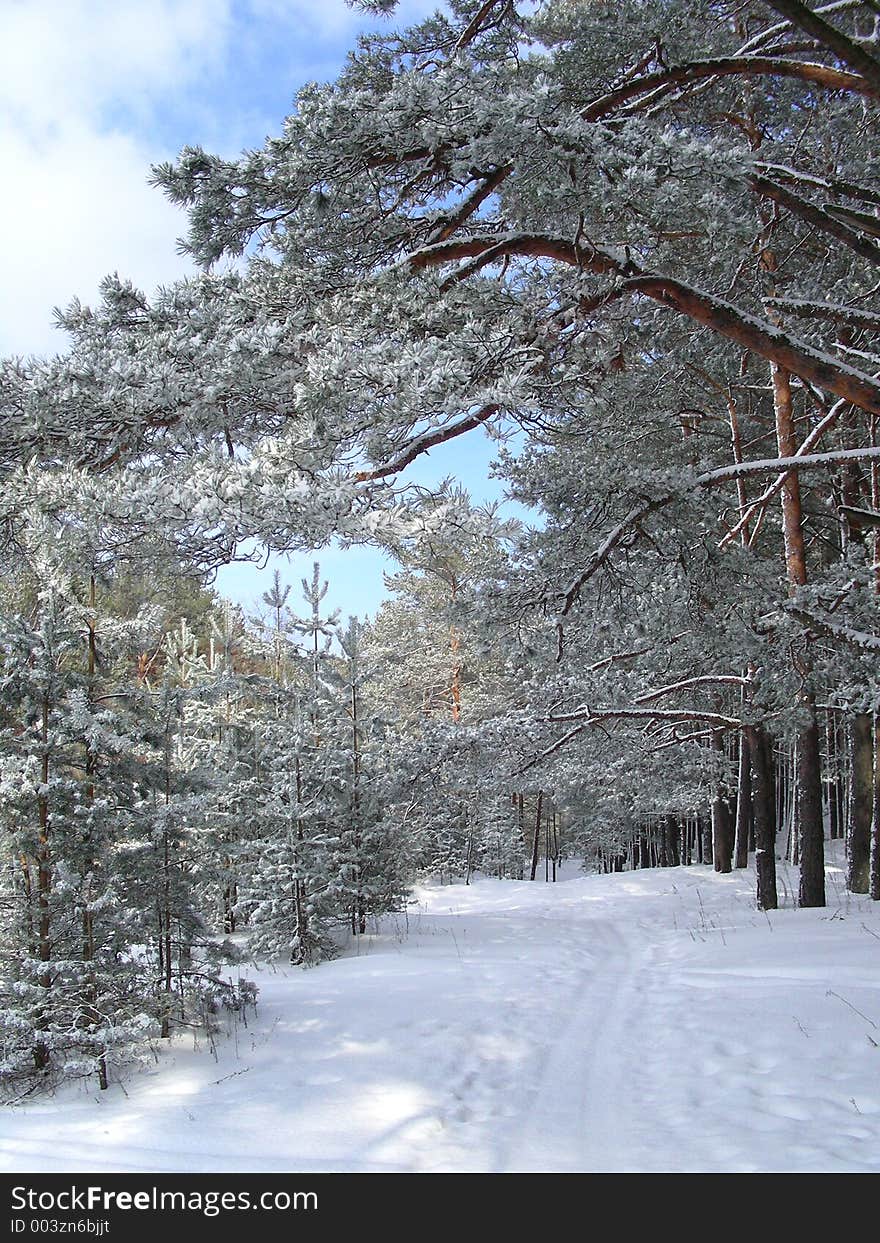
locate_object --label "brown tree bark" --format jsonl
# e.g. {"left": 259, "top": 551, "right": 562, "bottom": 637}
{"left": 871, "top": 717, "right": 880, "bottom": 901}
{"left": 529, "top": 791, "right": 543, "bottom": 882}
{"left": 848, "top": 713, "right": 873, "bottom": 893}
{"left": 746, "top": 725, "right": 778, "bottom": 910}
{"left": 711, "top": 732, "right": 734, "bottom": 873}
{"left": 34, "top": 695, "right": 51, "bottom": 1073}
{"left": 771, "top": 361, "right": 826, "bottom": 907}
{"left": 734, "top": 731, "right": 753, "bottom": 869}
{"left": 83, "top": 574, "right": 108, "bottom": 1091}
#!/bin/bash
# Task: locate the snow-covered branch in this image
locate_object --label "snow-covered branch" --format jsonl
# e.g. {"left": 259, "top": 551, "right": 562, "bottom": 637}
{"left": 581, "top": 56, "right": 879, "bottom": 122}
{"left": 763, "top": 299, "right": 880, "bottom": 333}
{"left": 408, "top": 233, "right": 880, "bottom": 414}
{"left": 541, "top": 707, "right": 743, "bottom": 730}
{"left": 719, "top": 400, "right": 848, "bottom": 549}
{"left": 750, "top": 175, "right": 880, "bottom": 266}
{"left": 355, "top": 404, "right": 499, "bottom": 482}
{"left": 697, "top": 443, "right": 880, "bottom": 486}
{"left": 785, "top": 605, "right": 880, "bottom": 651}
{"left": 762, "top": 0, "right": 880, "bottom": 91}
{"left": 634, "top": 675, "right": 754, "bottom": 704}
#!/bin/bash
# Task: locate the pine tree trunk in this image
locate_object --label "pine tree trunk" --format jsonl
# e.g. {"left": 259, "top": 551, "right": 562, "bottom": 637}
{"left": 699, "top": 810, "right": 713, "bottom": 865}
{"left": 871, "top": 716, "right": 880, "bottom": 901}
{"left": 34, "top": 695, "right": 51, "bottom": 1073}
{"left": 681, "top": 818, "right": 692, "bottom": 866}
{"left": 351, "top": 677, "right": 366, "bottom": 934}
{"left": 658, "top": 817, "right": 669, "bottom": 867}
{"left": 847, "top": 712, "right": 873, "bottom": 894}
{"left": 160, "top": 740, "right": 174, "bottom": 1038}
{"left": 797, "top": 704, "right": 826, "bottom": 908}
{"left": 665, "top": 816, "right": 680, "bottom": 867}
{"left": 83, "top": 575, "right": 108, "bottom": 1090}
{"left": 733, "top": 730, "right": 752, "bottom": 869}
{"left": 712, "top": 796, "right": 734, "bottom": 874}
{"left": 513, "top": 793, "right": 523, "bottom": 878}
{"left": 711, "top": 732, "right": 733, "bottom": 873}
{"left": 746, "top": 725, "right": 778, "bottom": 910}
{"left": 529, "top": 791, "right": 543, "bottom": 881}
{"left": 771, "top": 361, "right": 825, "bottom": 907}
{"left": 872, "top": 437, "right": 880, "bottom": 900}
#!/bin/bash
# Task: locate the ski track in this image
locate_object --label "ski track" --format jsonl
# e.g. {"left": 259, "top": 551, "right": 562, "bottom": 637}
{"left": 3, "top": 849, "right": 880, "bottom": 1173}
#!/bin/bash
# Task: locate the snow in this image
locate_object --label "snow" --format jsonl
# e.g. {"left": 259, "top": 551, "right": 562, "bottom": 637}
{"left": 2, "top": 846, "right": 879, "bottom": 1173}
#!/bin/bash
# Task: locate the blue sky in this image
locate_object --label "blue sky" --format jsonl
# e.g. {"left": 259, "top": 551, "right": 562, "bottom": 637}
{"left": 2, "top": 0, "right": 526, "bottom": 621}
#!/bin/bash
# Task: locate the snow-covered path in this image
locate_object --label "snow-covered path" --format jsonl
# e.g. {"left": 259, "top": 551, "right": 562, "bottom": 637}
{"left": 3, "top": 853, "right": 879, "bottom": 1173}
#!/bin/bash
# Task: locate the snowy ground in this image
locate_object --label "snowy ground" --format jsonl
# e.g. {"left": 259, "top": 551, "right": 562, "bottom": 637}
{"left": 2, "top": 847, "right": 879, "bottom": 1173}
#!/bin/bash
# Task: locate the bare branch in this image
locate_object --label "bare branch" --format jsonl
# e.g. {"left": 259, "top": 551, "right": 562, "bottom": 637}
{"left": 624, "top": 276, "right": 880, "bottom": 414}
{"left": 839, "top": 503, "right": 880, "bottom": 528}
{"left": 697, "top": 442, "right": 880, "bottom": 486}
{"left": 822, "top": 203, "right": 880, "bottom": 239}
{"left": 557, "top": 439, "right": 880, "bottom": 614}
{"left": 428, "top": 167, "right": 511, "bottom": 245}
{"left": 735, "top": 0, "right": 867, "bottom": 55}
{"left": 756, "top": 162, "right": 880, "bottom": 207}
{"left": 516, "top": 723, "right": 589, "bottom": 774}
{"left": 558, "top": 495, "right": 671, "bottom": 618}
{"left": 719, "top": 398, "right": 848, "bottom": 547}
{"left": 785, "top": 604, "right": 880, "bottom": 649}
{"left": 453, "top": 0, "right": 510, "bottom": 54}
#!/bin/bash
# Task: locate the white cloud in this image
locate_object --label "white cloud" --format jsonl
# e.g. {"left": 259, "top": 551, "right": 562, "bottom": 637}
{"left": 0, "top": 121, "right": 194, "bottom": 356}
{"left": 0, "top": 0, "right": 443, "bottom": 358}
{"left": 0, "top": 1, "right": 233, "bottom": 356}
{"left": 0, "top": 1, "right": 233, "bottom": 130}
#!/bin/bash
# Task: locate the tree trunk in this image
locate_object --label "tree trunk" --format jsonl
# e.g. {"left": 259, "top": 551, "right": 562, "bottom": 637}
{"left": 746, "top": 725, "right": 778, "bottom": 910}
{"left": 34, "top": 695, "right": 51, "bottom": 1073}
{"left": 712, "top": 796, "right": 734, "bottom": 874}
{"left": 529, "top": 791, "right": 543, "bottom": 881}
{"left": 665, "top": 816, "right": 680, "bottom": 867}
{"left": 797, "top": 706, "right": 826, "bottom": 908}
{"left": 711, "top": 731, "right": 733, "bottom": 873}
{"left": 699, "top": 810, "right": 713, "bottom": 866}
{"left": 734, "top": 730, "right": 752, "bottom": 869}
{"left": 83, "top": 574, "right": 108, "bottom": 1091}
{"left": 871, "top": 716, "right": 880, "bottom": 901}
{"left": 771, "top": 361, "right": 825, "bottom": 906}
{"left": 657, "top": 817, "right": 669, "bottom": 867}
{"left": 847, "top": 712, "right": 873, "bottom": 893}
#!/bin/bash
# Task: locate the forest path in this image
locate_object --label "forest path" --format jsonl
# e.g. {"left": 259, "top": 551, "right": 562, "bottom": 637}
{"left": 3, "top": 851, "right": 880, "bottom": 1172}
{"left": 494, "top": 911, "right": 644, "bottom": 1172}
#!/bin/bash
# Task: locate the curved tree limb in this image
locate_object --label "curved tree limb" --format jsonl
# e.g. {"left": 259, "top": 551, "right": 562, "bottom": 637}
{"left": 750, "top": 174, "right": 880, "bottom": 265}
{"left": 555, "top": 443, "right": 880, "bottom": 617}
{"left": 355, "top": 404, "right": 499, "bottom": 481}
{"left": 580, "top": 55, "right": 879, "bottom": 121}
{"left": 406, "top": 232, "right": 880, "bottom": 414}
{"left": 762, "top": 0, "right": 880, "bottom": 91}
{"left": 541, "top": 706, "right": 743, "bottom": 730}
